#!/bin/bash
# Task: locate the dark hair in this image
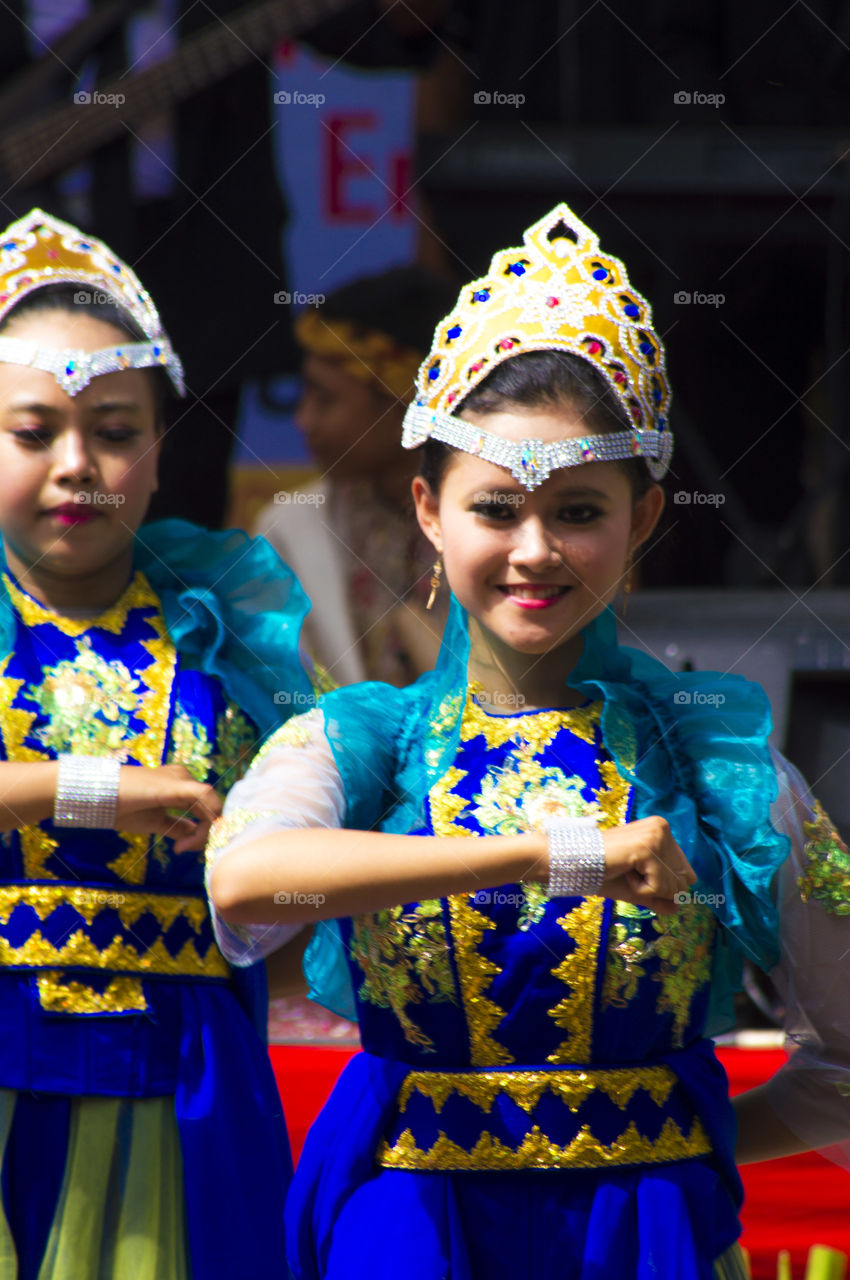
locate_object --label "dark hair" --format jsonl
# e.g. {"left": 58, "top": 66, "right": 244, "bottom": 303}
{"left": 420, "top": 350, "right": 655, "bottom": 497}
{"left": 0, "top": 283, "right": 171, "bottom": 425}
{"left": 321, "top": 265, "right": 458, "bottom": 357}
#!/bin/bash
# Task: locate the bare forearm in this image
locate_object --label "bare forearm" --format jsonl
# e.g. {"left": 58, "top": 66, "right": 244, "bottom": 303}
{"left": 211, "top": 827, "right": 547, "bottom": 924}
{"left": 733, "top": 1085, "right": 809, "bottom": 1164}
{"left": 0, "top": 762, "right": 59, "bottom": 830}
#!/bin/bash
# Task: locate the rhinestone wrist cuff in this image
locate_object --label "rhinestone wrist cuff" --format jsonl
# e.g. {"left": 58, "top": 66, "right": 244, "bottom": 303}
{"left": 546, "top": 817, "right": 606, "bottom": 897}
{"left": 54, "top": 754, "right": 121, "bottom": 829}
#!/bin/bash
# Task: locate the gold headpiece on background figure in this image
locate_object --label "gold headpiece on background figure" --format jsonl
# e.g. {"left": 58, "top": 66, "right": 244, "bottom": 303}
{"left": 0, "top": 208, "right": 184, "bottom": 396}
{"left": 295, "top": 308, "right": 422, "bottom": 405}
{"left": 401, "top": 202, "right": 672, "bottom": 487}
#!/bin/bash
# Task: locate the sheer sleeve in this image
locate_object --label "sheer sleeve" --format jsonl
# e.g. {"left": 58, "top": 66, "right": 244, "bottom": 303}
{"left": 204, "top": 708, "right": 345, "bottom": 966}
{"left": 762, "top": 749, "right": 850, "bottom": 1159}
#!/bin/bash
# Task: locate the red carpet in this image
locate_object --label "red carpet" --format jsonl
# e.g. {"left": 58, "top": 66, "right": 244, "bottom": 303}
{"left": 270, "top": 1045, "right": 850, "bottom": 1279}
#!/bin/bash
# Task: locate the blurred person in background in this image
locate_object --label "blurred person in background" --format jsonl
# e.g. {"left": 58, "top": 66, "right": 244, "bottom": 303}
{"left": 256, "top": 264, "right": 457, "bottom": 687}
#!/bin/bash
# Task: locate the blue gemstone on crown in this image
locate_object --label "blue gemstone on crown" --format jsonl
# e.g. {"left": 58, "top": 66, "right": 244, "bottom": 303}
{"left": 474, "top": 290, "right": 490, "bottom": 302}
{"left": 507, "top": 263, "right": 526, "bottom": 276}
{"left": 428, "top": 366, "right": 440, "bottom": 381}
{"left": 624, "top": 303, "right": 639, "bottom": 318}
{"left": 447, "top": 325, "right": 462, "bottom": 340}
{"left": 65, "top": 361, "right": 75, "bottom": 375}
{"left": 592, "top": 268, "right": 608, "bottom": 281}
{"left": 639, "top": 341, "right": 653, "bottom": 356}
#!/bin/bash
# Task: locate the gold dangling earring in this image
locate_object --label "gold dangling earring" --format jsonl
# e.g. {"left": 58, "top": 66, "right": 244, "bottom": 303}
{"left": 426, "top": 556, "right": 443, "bottom": 611}
{"left": 621, "top": 550, "right": 634, "bottom": 616}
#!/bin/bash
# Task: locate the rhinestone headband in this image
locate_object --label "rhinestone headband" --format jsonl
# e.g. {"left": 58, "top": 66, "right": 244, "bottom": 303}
{"left": 404, "top": 401, "right": 671, "bottom": 489}
{"left": 0, "top": 336, "right": 184, "bottom": 397}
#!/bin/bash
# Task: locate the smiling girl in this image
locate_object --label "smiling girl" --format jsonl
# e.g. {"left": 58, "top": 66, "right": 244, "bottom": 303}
{"left": 209, "top": 204, "right": 850, "bottom": 1279}
{"left": 0, "top": 211, "right": 312, "bottom": 1280}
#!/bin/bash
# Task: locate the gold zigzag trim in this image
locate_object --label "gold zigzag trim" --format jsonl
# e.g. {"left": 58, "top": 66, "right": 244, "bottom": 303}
{"left": 36, "top": 971, "right": 148, "bottom": 1014}
{"left": 398, "top": 1064, "right": 677, "bottom": 1116}
{"left": 0, "top": 883, "right": 208, "bottom": 932}
{"left": 462, "top": 686, "right": 601, "bottom": 751}
{"left": 2, "top": 571, "right": 159, "bottom": 638}
{"left": 379, "top": 1115, "right": 712, "bottom": 1171}
{"left": 547, "top": 897, "right": 605, "bottom": 1064}
{"left": 0, "top": 927, "right": 229, "bottom": 979}
{"left": 448, "top": 891, "right": 514, "bottom": 1066}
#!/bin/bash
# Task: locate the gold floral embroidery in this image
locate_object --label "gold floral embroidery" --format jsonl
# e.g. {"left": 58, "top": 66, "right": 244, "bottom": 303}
{"left": 547, "top": 898, "right": 605, "bottom": 1063}
{"left": 650, "top": 905, "right": 715, "bottom": 1048}
{"left": 603, "top": 904, "right": 653, "bottom": 1009}
{"left": 205, "top": 809, "right": 274, "bottom": 865}
{"left": 594, "top": 758, "right": 631, "bottom": 826}
{"left": 251, "top": 708, "right": 323, "bottom": 767}
{"left": 397, "top": 1063, "right": 677, "bottom": 1116}
{"left": 167, "top": 710, "right": 213, "bottom": 782}
{"left": 349, "top": 900, "right": 457, "bottom": 1052}
{"left": 469, "top": 750, "right": 599, "bottom": 837}
{"left": 798, "top": 800, "right": 850, "bottom": 916}
{"left": 424, "top": 691, "right": 464, "bottom": 771}
{"left": 2, "top": 571, "right": 158, "bottom": 638}
{"left": 210, "top": 706, "right": 256, "bottom": 790}
{"left": 36, "top": 971, "right": 148, "bottom": 1014}
{"left": 378, "top": 1115, "right": 711, "bottom": 1171}
{"left": 27, "top": 638, "right": 142, "bottom": 756}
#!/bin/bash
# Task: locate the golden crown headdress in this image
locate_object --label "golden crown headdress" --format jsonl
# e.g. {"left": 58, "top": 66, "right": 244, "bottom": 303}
{"left": 401, "top": 202, "right": 672, "bottom": 487}
{"left": 0, "top": 208, "right": 184, "bottom": 396}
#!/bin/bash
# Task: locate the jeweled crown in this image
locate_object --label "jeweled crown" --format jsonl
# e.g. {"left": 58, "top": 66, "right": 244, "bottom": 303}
{"left": 0, "top": 208, "right": 183, "bottom": 394}
{"left": 402, "top": 203, "right": 672, "bottom": 479}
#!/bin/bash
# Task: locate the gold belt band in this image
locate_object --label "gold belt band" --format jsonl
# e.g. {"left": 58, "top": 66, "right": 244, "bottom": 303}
{"left": 378, "top": 1063, "right": 712, "bottom": 1172}
{"left": 0, "top": 882, "right": 229, "bottom": 980}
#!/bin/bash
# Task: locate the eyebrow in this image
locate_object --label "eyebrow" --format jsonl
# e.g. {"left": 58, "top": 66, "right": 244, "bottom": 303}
{"left": 5, "top": 400, "right": 142, "bottom": 416}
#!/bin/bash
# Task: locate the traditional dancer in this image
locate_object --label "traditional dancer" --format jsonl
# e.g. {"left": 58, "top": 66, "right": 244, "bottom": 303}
{"left": 209, "top": 203, "right": 850, "bottom": 1279}
{"left": 0, "top": 210, "right": 311, "bottom": 1280}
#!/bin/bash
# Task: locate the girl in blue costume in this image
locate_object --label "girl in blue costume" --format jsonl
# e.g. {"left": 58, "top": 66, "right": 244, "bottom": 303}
{"left": 0, "top": 210, "right": 313, "bottom": 1280}
{"left": 208, "top": 204, "right": 850, "bottom": 1280}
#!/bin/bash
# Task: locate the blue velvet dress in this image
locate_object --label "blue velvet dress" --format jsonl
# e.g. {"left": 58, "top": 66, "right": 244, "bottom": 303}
{"left": 288, "top": 688, "right": 748, "bottom": 1279}
{"left": 0, "top": 522, "right": 310, "bottom": 1280}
